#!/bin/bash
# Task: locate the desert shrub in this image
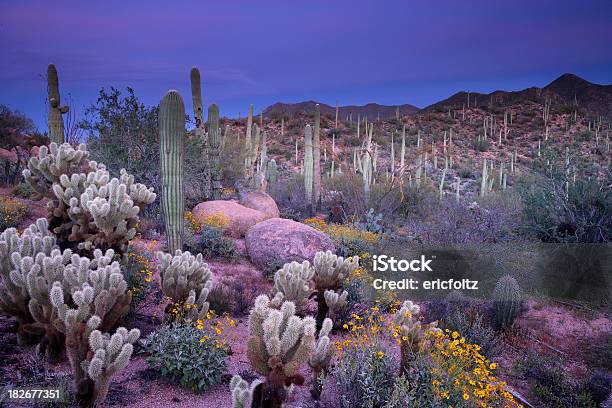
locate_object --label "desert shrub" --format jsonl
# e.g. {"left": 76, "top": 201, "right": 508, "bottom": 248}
{"left": 142, "top": 323, "right": 228, "bottom": 392}
{"left": 583, "top": 332, "right": 612, "bottom": 371}
{"left": 122, "top": 245, "right": 157, "bottom": 307}
{"left": 184, "top": 211, "right": 238, "bottom": 260}
{"left": 220, "top": 134, "right": 247, "bottom": 188}
{"left": 442, "top": 308, "right": 503, "bottom": 358}
{"left": 226, "top": 279, "right": 257, "bottom": 316}
{"left": 584, "top": 370, "right": 611, "bottom": 406}
{"left": 269, "top": 173, "right": 309, "bottom": 217}
{"left": 305, "top": 217, "right": 380, "bottom": 257}
{"left": 207, "top": 283, "right": 234, "bottom": 315}
{"left": 11, "top": 182, "right": 34, "bottom": 198}
{"left": 404, "top": 194, "right": 522, "bottom": 244}
{"left": 323, "top": 342, "right": 397, "bottom": 408}
{"left": 577, "top": 130, "right": 594, "bottom": 141}
{"left": 0, "top": 196, "right": 28, "bottom": 230}
{"left": 514, "top": 351, "right": 597, "bottom": 408}
{"left": 473, "top": 139, "right": 489, "bottom": 152}
{"left": 519, "top": 164, "right": 611, "bottom": 243}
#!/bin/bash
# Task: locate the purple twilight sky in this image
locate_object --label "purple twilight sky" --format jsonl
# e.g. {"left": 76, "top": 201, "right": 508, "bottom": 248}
{"left": 1, "top": 0, "right": 611, "bottom": 131}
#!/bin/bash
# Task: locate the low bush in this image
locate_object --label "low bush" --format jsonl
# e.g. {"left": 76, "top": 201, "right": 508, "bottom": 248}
{"left": 0, "top": 196, "right": 28, "bottom": 231}
{"left": 184, "top": 211, "right": 239, "bottom": 261}
{"left": 11, "top": 182, "right": 34, "bottom": 198}
{"left": 442, "top": 308, "right": 503, "bottom": 358}
{"left": 322, "top": 341, "right": 397, "bottom": 408}
{"left": 141, "top": 323, "right": 228, "bottom": 392}
{"left": 305, "top": 217, "right": 380, "bottom": 258}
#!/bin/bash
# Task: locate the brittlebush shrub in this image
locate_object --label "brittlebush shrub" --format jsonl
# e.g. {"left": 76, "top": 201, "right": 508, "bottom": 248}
{"left": 305, "top": 217, "right": 380, "bottom": 257}
{"left": 184, "top": 211, "right": 238, "bottom": 261}
{"left": 0, "top": 197, "right": 28, "bottom": 231}
{"left": 142, "top": 322, "right": 229, "bottom": 392}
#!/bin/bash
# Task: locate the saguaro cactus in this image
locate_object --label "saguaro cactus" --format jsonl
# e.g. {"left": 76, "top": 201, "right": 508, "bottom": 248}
{"left": 159, "top": 90, "right": 185, "bottom": 254}
{"left": 47, "top": 64, "right": 68, "bottom": 144}
{"left": 208, "top": 104, "right": 222, "bottom": 200}
{"left": 304, "top": 125, "right": 314, "bottom": 209}
{"left": 190, "top": 67, "right": 211, "bottom": 199}
{"left": 313, "top": 104, "right": 322, "bottom": 209}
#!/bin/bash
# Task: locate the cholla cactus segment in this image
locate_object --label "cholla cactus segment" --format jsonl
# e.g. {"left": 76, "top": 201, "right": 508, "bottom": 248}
{"left": 312, "top": 250, "right": 359, "bottom": 291}
{"left": 82, "top": 327, "right": 140, "bottom": 406}
{"left": 0, "top": 219, "right": 57, "bottom": 343}
{"left": 324, "top": 289, "right": 348, "bottom": 316}
{"left": 309, "top": 317, "right": 333, "bottom": 371}
{"left": 273, "top": 260, "right": 314, "bottom": 312}
{"left": 23, "top": 143, "right": 156, "bottom": 256}
{"left": 230, "top": 375, "right": 263, "bottom": 408}
{"left": 156, "top": 250, "right": 212, "bottom": 301}
{"left": 246, "top": 294, "right": 316, "bottom": 378}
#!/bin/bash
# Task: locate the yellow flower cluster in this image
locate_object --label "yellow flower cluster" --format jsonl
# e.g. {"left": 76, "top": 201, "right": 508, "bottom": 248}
{"left": 304, "top": 217, "right": 380, "bottom": 244}
{"left": 194, "top": 314, "right": 236, "bottom": 350}
{"left": 426, "top": 328, "right": 521, "bottom": 407}
{"left": 0, "top": 196, "right": 28, "bottom": 228}
{"left": 184, "top": 211, "right": 230, "bottom": 233}
{"left": 332, "top": 303, "right": 521, "bottom": 408}
{"left": 126, "top": 247, "right": 155, "bottom": 285}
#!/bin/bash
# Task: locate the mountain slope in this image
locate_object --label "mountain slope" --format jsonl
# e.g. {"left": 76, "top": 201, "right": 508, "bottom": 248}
{"left": 262, "top": 100, "right": 418, "bottom": 121}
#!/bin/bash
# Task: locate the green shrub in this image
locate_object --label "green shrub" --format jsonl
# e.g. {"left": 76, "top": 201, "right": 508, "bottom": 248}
{"left": 185, "top": 225, "right": 239, "bottom": 261}
{"left": 473, "top": 139, "right": 489, "bottom": 152}
{"left": 207, "top": 283, "right": 234, "bottom": 315}
{"left": 11, "top": 182, "right": 34, "bottom": 198}
{"left": 142, "top": 323, "right": 228, "bottom": 392}
{"left": 519, "top": 165, "right": 611, "bottom": 243}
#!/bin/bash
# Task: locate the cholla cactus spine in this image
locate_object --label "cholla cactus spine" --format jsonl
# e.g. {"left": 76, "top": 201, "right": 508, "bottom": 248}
{"left": 159, "top": 90, "right": 185, "bottom": 254}
{"left": 493, "top": 275, "right": 521, "bottom": 329}
{"left": 47, "top": 64, "right": 68, "bottom": 144}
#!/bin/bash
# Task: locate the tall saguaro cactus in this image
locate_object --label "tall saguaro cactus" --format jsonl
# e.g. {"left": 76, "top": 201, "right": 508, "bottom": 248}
{"left": 304, "top": 125, "right": 314, "bottom": 210}
{"left": 313, "top": 104, "right": 322, "bottom": 209}
{"left": 208, "top": 104, "right": 222, "bottom": 199}
{"left": 159, "top": 90, "right": 185, "bottom": 254}
{"left": 190, "top": 67, "right": 211, "bottom": 199}
{"left": 47, "top": 64, "right": 68, "bottom": 144}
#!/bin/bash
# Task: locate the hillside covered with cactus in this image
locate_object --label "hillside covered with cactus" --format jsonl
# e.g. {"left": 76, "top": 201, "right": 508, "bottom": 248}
{"left": 1, "top": 2, "right": 611, "bottom": 407}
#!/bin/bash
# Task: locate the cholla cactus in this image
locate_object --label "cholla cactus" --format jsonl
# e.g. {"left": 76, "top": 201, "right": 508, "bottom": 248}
{"left": 272, "top": 260, "right": 314, "bottom": 314}
{"left": 312, "top": 251, "right": 359, "bottom": 333}
{"left": 493, "top": 275, "right": 521, "bottom": 329}
{"left": 393, "top": 300, "right": 440, "bottom": 374}
{"left": 245, "top": 294, "right": 316, "bottom": 407}
{"left": 156, "top": 250, "right": 212, "bottom": 321}
{"left": 324, "top": 289, "right": 348, "bottom": 319}
{"left": 23, "top": 143, "right": 156, "bottom": 256}
{"left": 309, "top": 317, "right": 334, "bottom": 400}
{"left": 230, "top": 375, "right": 263, "bottom": 408}
{"left": 47, "top": 249, "right": 132, "bottom": 405}
{"left": 83, "top": 327, "right": 140, "bottom": 406}
{"left": 0, "top": 218, "right": 57, "bottom": 345}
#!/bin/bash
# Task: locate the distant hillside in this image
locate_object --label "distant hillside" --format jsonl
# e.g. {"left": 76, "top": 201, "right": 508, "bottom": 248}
{"left": 424, "top": 73, "right": 612, "bottom": 118}
{"left": 262, "top": 100, "right": 418, "bottom": 121}
{"left": 544, "top": 73, "right": 612, "bottom": 118}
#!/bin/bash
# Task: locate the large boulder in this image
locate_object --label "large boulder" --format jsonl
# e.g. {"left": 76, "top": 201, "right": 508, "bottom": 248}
{"left": 240, "top": 191, "right": 280, "bottom": 219}
{"left": 245, "top": 218, "right": 335, "bottom": 270}
{"left": 192, "top": 200, "right": 267, "bottom": 238}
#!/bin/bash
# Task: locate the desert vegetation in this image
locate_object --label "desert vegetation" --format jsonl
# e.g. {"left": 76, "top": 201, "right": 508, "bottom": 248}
{"left": 0, "top": 64, "right": 610, "bottom": 408}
